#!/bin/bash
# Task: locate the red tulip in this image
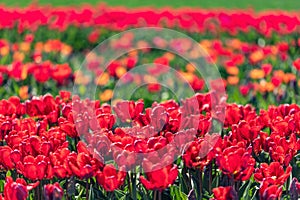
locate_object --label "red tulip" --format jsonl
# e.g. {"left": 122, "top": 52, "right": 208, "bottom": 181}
{"left": 19, "top": 155, "right": 51, "bottom": 180}
{"left": 293, "top": 58, "right": 300, "bottom": 71}
{"left": 140, "top": 161, "right": 178, "bottom": 191}
{"left": 147, "top": 83, "right": 161, "bottom": 93}
{"left": 88, "top": 30, "right": 100, "bottom": 43}
{"left": 4, "top": 177, "right": 39, "bottom": 200}
{"left": 32, "top": 62, "right": 52, "bottom": 83}
{"left": 259, "top": 178, "right": 282, "bottom": 200}
{"left": 212, "top": 186, "right": 238, "bottom": 200}
{"left": 52, "top": 63, "right": 72, "bottom": 85}
{"left": 113, "top": 100, "right": 144, "bottom": 123}
{"left": 67, "top": 152, "right": 94, "bottom": 179}
{"left": 183, "top": 138, "right": 215, "bottom": 170}
{"left": 216, "top": 145, "right": 255, "bottom": 181}
{"left": 0, "top": 146, "right": 21, "bottom": 169}
{"left": 239, "top": 85, "right": 250, "bottom": 96}
{"left": 96, "top": 164, "right": 126, "bottom": 191}
{"left": 261, "top": 64, "right": 272, "bottom": 75}
{"left": 44, "top": 182, "right": 64, "bottom": 200}
{"left": 254, "top": 162, "right": 292, "bottom": 185}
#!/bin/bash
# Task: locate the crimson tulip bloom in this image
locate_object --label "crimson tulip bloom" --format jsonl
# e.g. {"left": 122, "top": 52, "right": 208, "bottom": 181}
{"left": 293, "top": 58, "right": 300, "bottom": 71}
{"left": 96, "top": 164, "right": 126, "bottom": 191}
{"left": 18, "top": 155, "right": 51, "bottom": 180}
{"left": 259, "top": 178, "right": 282, "bottom": 200}
{"left": 140, "top": 163, "right": 178, "bottom": 191}
{"left": 216, "top": 145, "right": 255, "bottom": 181}
{"left": 254, "top": 162, "right": 292, "bottom": 185}
{"left": 113, "top": 100, "right": 144, "bottom": 123}
{"left": 0, "top": 146, "right": 21, "bottom": 169}
{"left": 3, "top": 177, "right": 39, "bottom": 200}
{"left": 212, "top": 186, "right": 238, "bottom": 200}
{"left": 183, "top": 138, "right": 215, "bottom": 170}
{"left": 44, "top": 182, "right": 64, "bottom": 200}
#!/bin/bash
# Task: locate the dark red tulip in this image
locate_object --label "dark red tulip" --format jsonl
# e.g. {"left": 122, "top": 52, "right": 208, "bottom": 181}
{"left": 44, "top": 182, "right": 64, "bottom": 200}
{"left": 4, "top": 177, "right": 39, "bottom": 200}
{"left": 259, "top": 178, "right": 282, "bottom": 200}
{"left": 212, "top": 186, "right": 238, "bottom": 200}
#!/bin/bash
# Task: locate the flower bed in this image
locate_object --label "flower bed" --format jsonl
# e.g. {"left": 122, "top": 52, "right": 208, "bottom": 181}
{"left": 0, "top": 4, "right": 300, "bottom": 200}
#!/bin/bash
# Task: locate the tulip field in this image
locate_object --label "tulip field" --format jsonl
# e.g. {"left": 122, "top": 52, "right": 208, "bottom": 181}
{"left": 1, "top": 3, "right": 300, "bottom": 200}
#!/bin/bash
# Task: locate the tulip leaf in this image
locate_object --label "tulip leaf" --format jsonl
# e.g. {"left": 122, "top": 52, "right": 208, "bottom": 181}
{"left": 170, "top": 185, "right": 188, "bottom": 200}
{"left": 0, "top": 179, "right": 4, "bottom": 193}
{"left": 88, "top": 184, "right": 94, "bottom": 200}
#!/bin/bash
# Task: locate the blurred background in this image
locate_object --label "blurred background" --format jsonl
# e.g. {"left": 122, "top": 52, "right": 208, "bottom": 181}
{"left": 1, "top": 0, "right": 300, "bottom": 10}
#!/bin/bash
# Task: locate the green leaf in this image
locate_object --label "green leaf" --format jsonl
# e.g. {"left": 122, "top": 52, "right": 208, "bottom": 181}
{"left": 88, "top": 184, "right": 94, "bottom": 200}
{"left": 170, "top": 185, "right": 188, "bottom": 200}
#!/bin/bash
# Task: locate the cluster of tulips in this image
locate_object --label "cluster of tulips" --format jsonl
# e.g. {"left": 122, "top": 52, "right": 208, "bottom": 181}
{"left": 0, "top": 5, "right": 300, "bottom": 35}
{"left": 1, "top": 3, "right": 300, "bottom": 200}
{"left": 1, "top": 31, "right": 300, "bottom": 107}
{"left": 0, "top": 90, "right": 300, "bottom": 199}
{"left": 0, "top": 5, "right": 299, "bottom": 106}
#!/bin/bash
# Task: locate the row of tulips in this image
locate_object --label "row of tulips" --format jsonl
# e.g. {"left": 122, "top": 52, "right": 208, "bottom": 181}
{"left": 1, "top": 5, "right": 300, "bottom": 36}
{"left": 1, "top": 32, "right": 300, "bottom": 107}
{"left": 1, "top": 91, "right": 300, "bottom": 199}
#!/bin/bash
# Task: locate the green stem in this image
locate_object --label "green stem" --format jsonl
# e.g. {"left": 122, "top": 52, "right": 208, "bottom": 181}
{"left": 158, "top": 191, "right": 162, "bottom": 200}
{"left": 128, "top": 173, "right": 132, "bottom": 195}
{"left": 131, "top": 170, "right": 137, "bottom": 200}
{"left": 199, "top": 170, "right": 203, "bottom": 200}
{"left": 86, "top": 178, "right": 89, "bottom": 200}
{"left": 208, "top": 163, "right": 212, "bottom": 194}
{"left": 153, "top": 190, "right": 157, "bottom": 200}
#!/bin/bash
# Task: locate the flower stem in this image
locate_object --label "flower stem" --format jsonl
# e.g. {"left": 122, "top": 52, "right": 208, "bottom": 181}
{"left": 158, "top": 191, "right": 162, "bottom": 200}
{"left": 86, "top": 178, "right": 89, "bottom": 200}
{"left": 208, "top": 162, "right": 212, "bottom": 194}
{"left": 131, "top": 170, "right": 137, "bottom": 200}
{"left": 153, "top": 190, "right": 157, "bottom": 200}
{"left": 199, "top": 170, "right": 203, "bottom": 200}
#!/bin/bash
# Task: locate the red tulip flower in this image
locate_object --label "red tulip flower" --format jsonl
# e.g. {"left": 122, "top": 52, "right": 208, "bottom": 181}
{"left": 19, "top": 155, "right": 51, "bottom": 180}
{"left": 96, "top": 164, "right": 126, "bottom": 191}
{"left": 44, "top": 182, "right": 64, "bottom": 200}
{"left": 216, "top": 145, "right": 255, "bottom": 181}
{"left": 254, "top": 162, "right": 292, "bottom": 185}
{"left": 140, "top": 163, "right": 178, "bottom": 191}
{"left": 183, "top": 138, "right": 215, "bottom": 170}
{"left": 259, "top": 178, "right": 282, "bottom": 200}
{"left": 212, "top": 186, "right": 238, "bottom": 200}
{"left": 293, "top": 58, "right": 300, "bottom": 71}
{"left": 261, "top": 64, "right": 272, "bottom": 76}
{"left": 3, "top": 177, "right": 39, "bottom": 200}
{"left": 113, "top": 100, "right": 144, "bottom": 123}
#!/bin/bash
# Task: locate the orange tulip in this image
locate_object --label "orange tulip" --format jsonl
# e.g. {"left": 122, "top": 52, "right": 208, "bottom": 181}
{"left": 249, "top": 69, "right": 265, "bottom": 79}
{"left": 116, "top": 66, "right": 127, "bottom": 78}
{"left": 249, "top": 50, "right": 264, "bottom": 64}
{"left": 226, "top": 66, "right": 239, "bottom": 76}
{"left": 96, "top": 72, "right": 110, "bottom": 86}
{"left": 227, "top": 76, "right": 239, "bottom": 85}
{"left": 186, "top": 63, "right": 196, "bottom": 73}
{"left": 19, "top": 86, "right": 29, "bottom": 100}
{"left": 19, "top": 42, "right": 31, "bottom": 52}
{"left": 100, "top": 89, "right": 113, "bottom": 102}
